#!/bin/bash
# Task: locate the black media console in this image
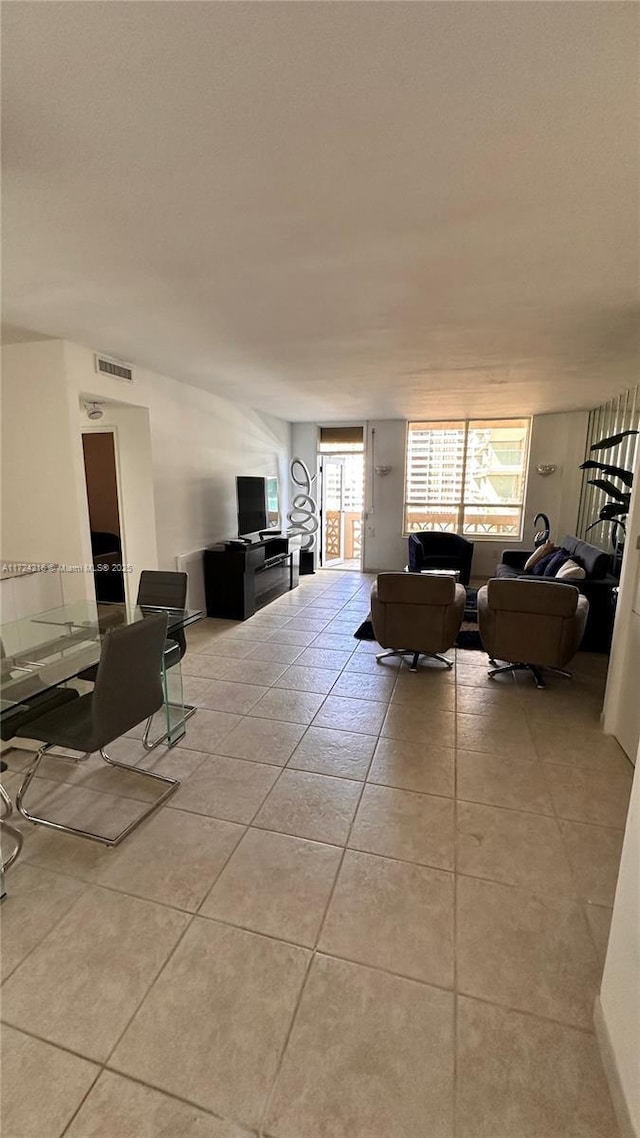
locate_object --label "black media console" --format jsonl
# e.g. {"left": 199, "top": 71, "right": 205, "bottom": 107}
{"left": 203, "top": 534, "right": 301, "bottom": 620}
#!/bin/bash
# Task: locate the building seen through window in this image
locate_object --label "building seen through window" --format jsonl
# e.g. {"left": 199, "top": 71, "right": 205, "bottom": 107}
{"left": 404, "top": 419, "right": 530, "bottom": 538}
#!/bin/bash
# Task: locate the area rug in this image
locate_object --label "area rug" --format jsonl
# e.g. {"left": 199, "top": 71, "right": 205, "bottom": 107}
{"left": 458, "top": 587, "right": 482, "bottom": 650}
{"left": 354, "top": 588, "right": 483, "bottom": 651}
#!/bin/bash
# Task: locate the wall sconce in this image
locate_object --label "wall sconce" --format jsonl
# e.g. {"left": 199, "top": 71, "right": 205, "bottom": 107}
{"left": 536, "top": 464, "right": 557, "bottom": 477}
{"left": 374, "top": 465, "right": 392, "bottom": 476}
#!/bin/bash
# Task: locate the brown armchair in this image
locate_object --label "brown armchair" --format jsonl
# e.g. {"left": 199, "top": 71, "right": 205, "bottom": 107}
{"left": 477, "top": 578, "right": 589, "bottom": 689}
{"left": 371, "top": 572, "right": 466, "bottom": 671}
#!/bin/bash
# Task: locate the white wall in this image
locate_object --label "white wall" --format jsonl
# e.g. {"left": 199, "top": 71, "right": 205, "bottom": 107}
{"left": 519, "top": 412, "right": 589, "bottom": 571}
{"left": 2, "top": 338, "right": 291, "bottom": 604}
{"left": 0, "top": 568, "right": 63, "bottom": 625}
{"left": 293, "top": 413, "right": 588, "bottom": 577}
{"left": 1, "top": 342, "right": 89, "bottom": 602}
{"left": 64, "top": 342, "right": 291, "bottom": 578}
{"left": 290, "top": 423, "right": 320, "bottom": 491}
{"left": 597, "top": 753, "right": 640, "bottom": 1137}
{"left": 363, "top": 421, "right": 407, "bottom": 572}
{"left": 147, "top": 376, "right": 290, "bottom": 571}
{"left": 604, "top": 447, "right": 640, "bottom": 763}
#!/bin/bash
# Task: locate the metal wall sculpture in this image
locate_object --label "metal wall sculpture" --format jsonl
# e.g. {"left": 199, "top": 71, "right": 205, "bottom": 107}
{"left": 287, "top": 457, "right": 319, "bottom": 550}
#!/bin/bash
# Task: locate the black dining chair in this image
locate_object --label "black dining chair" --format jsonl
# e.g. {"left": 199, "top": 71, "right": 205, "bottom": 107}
{"left": 137, "top": 570, "right": 188, "bottom": 658}
{"left": 79, "top": 570, "right": 193, "bottom": 750}
{"left": 14, "top": 612, "right": 180, "bottom": 846}
{"left": 135, "top": 571, "right": 196, "bottom": 749}
{"left": 1, "top": 640, "right": 80, "bottom": 745}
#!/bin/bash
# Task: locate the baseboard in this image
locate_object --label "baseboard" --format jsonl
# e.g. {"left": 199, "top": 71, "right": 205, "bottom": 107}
{"left": 594, "top": 995, "right": 638, "bottom": 1138}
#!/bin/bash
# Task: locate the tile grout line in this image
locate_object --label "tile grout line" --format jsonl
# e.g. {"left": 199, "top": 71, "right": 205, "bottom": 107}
{"left": 254, "top": 943, "right": 316, "bottom": 1138}
{"left": 3, "top": 578, "right": 619, "bottom": 1134}
{"left": 192, "top": 817, "right": 251, "bottom": 912}
{"left": 200, "top": 600, "right": 619, "bottom": 1069}
{"left": 3, "top": 619, "right": 311, "bottom": 1133}
{"left": 255, "top": 601, "right": 386, "bottom": 1138}
{"left": 55, "top": 1037, "right": 252, "bottom": 1138}
{"left": 10, "top": 752, "right": 619, "bottom": 959}
{"left": 2, "top": 958, "right": 601, "bottom": 1083}
{"left": 519, "top": 690, "right": 614, "bottom": 963}
{"left": 183, "top": 582, "right": 375, "bottom": 917}
{"left": 7, "top": 899, "right": 217, "bottom": 1138}
{"left": 0, "top": 1018, "right": 107, "bottom": 1069}
{"left": 198, "top": 582, "right": 381, "bottom": 855}
{"left": 12, "top": 816, "right": 250, "bottom": 923}
{"left": 4, "top": 582, "right": 368, "bottom": 865}
{"left": 0, "top": 876, "right": 92, "bottom": 987}
{"left": 97, "top": 907, "right": 199, "bottom": 1080}
{"left": 17, "top": 1023, "right": 104, "bottom": 1138}
{"left": 0, "top": 575, "right": 365, "bottom": 1132}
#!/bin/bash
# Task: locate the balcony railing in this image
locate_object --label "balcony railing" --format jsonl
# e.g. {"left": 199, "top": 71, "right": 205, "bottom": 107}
{"left": 405, "top": 505, "right": 523, "bottom": 538}
{"left": 324, "top": 511, "right": 362, "bottom": 561}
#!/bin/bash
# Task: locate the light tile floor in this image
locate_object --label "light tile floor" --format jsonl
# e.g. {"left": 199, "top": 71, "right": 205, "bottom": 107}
{"left": 1, "top": 570, "right": 632, "bottom": 1137}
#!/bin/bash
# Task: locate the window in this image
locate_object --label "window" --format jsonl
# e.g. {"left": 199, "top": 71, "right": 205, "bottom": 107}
{"left": 404, "top": 418, "right": 530, "bottom": 539}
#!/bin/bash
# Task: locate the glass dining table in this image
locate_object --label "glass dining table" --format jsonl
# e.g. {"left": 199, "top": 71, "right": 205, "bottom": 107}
{"left": 0, "top": 599, "right": 203, "bottom": 748}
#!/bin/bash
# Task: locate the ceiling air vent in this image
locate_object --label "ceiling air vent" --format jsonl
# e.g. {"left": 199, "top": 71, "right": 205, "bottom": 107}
{"left": 94, "top": 353, "right": 134, "bottom": 383}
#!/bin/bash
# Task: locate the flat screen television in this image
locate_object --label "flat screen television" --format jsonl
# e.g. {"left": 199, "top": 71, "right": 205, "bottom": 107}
{"left": 237, "top": 476, "right": 280, "bottom": 537}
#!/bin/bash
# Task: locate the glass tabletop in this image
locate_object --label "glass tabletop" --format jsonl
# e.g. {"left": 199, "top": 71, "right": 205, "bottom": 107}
{"left": 0, "top": 600, "right": 203, "bottom": 713}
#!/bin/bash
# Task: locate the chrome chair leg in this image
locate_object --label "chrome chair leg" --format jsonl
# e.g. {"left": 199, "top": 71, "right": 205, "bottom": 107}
{"left": 16, "top": 743, "right": 180, "bottom": 847}
{"left": 46, "top": 749, "right": 92, "bottom": 764}
{"left": 1, "top": 781, "right": 24, "bottom": 876}
{"left": 141, "top": 702, "right": 197, "bottom": 752}
{"left": 409, "top": 651, "right": 455, "bottom": 671}
{"left": 488, "top": 661, "right": 572, "bottom": 689}
{"left": 488, "top": 661, "right": 540, "bottom": 684}
{"left": 142, "top": 713, "right": 155, "bottom": 750}
{"left": 1, "top": 820, "right": 23, "bottom": 874}
{"left": 0, "top": 782, "right": 14, "bottom": 818}
{"left": 376, "top": 649, "right": 454, "bottom": 671}
{"left": 375, "top": 649, "right": 405, "bottom": 664}
{"left": 488, "top": 662, "right": 523, "bottom": 681}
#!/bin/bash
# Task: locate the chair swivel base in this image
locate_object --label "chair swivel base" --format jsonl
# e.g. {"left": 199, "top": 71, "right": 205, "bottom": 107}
{"left": 488, "top": 661, "right": 572, "bottom": 690}
{"left": 15, "top": 743, "right": 180, "bottom": 846}
{"left": 376, "top": 649, "right": 454, "bottom": 672}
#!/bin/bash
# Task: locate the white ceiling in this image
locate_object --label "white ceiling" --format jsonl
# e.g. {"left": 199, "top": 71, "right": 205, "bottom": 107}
{"left": 2, "top": 2, "right": 638, "bottom": 422}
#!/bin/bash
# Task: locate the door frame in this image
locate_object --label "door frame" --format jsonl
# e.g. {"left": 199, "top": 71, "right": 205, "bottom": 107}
{"left": 81, "top": 425, "right": 131, "bottom": 604}
{"left": 317, "top": 447, "right": 365, "bottom": 571}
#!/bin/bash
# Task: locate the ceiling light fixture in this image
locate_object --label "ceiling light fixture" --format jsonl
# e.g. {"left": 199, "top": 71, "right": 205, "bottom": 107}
{"left": 84, "top": 401, "right": 104, "bottom": 420}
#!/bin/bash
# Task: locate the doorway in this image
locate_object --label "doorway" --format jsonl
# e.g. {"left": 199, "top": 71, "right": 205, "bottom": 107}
{"left": 81, "top": 431, "right": 125, "bottom": 603}
{"left": 319, "top": 428, "right": 365, "bottom": 570}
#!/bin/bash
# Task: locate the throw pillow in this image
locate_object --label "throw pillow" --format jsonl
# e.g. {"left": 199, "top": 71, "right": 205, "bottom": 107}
{"left": 531, "top": 550, "right": 560, "bottom": 576}
{"left": 524, "top": 540, "right": 556, "bottom": 571}
{"left": 555, "top": 558, "right": 586, "bottom": 580}
{"left": 542, "top": 550, "right": 571, "bottom": 577}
